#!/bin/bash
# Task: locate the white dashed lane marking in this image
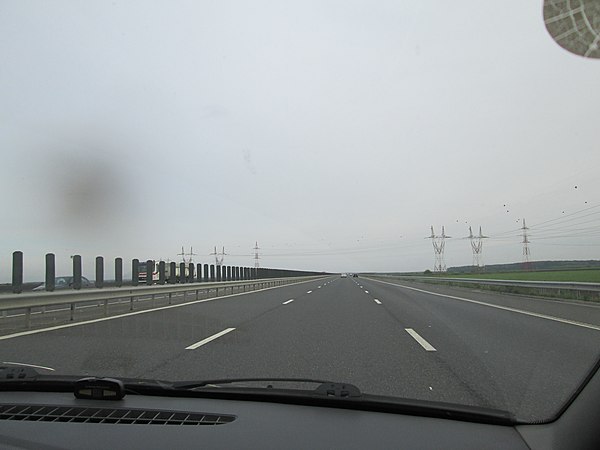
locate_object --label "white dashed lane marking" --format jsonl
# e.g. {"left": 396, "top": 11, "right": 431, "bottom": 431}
{"left": 405, "top": 328, "right": 436, "bottom": 352}
{"left": 186, "top": 328, "right": 236, "bottom": 350}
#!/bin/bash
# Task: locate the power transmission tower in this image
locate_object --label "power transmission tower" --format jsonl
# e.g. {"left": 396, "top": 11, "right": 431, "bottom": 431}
{"left": 186, "top": 246, "right": 197, "bottom": 264}
{"left": 467, "top": 226, "right": 488, "bottom": 270}
{"left": 521, "top": 218, "right": 531, "bottom": 271}
{"left": 178, "top": 246, "right": 196, "bottom": 263}
{"left": 210, "top": 246, "right": 227, "bottom": 267}
{"left": 253, "top": 241, "right": 260, "bottom": 269}
{"left": 427, "top": 226, "right": 451, "bottom": 273}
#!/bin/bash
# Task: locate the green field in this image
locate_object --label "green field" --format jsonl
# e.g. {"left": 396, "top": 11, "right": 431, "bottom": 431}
{"left": 447, "top": 270, "right": 600, "bottom": 283}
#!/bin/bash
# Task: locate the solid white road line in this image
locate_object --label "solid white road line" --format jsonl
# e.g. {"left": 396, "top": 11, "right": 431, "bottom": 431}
{"left": 2, "top": 361, "right": 55, "bottom": 371}
{"left": 369, "top": 278, "right": 600, "bottom": 332}
{"left": 185, "top": 328, "right": 236, "bottom": 350}
{"left": 0, "top": 278, "right": 320, "bottom": 342}
{"left": 405, "top": 328, "right": 437, "bottom": 351}
{"left": 373, "top": 299, "right": 382, "bottom": 305}
{"left": 283, "top": 299, "right": 294, "bottom": 305}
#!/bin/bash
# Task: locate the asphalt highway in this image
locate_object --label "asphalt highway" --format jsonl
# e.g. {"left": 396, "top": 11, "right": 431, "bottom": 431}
{"left": 1, "top": 275, "right": 599, "bottom": 422}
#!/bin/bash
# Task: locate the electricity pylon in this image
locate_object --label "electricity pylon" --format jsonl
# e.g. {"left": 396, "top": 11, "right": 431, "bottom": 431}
{"left": 253, "top": 241, "right": 260, "bottom": 269}
{"left": 521, "top": 219, "right": 531, "bottom": 270}
{"left": 427, "top": 226, "right": 451, "bottom": 273}
{"left": 178, "top": 246, "right": 196, "bottom": 264}
{"left": 467, "top": 226, "right": 487, "bottom": 270}
{"left": 210, "top": 246, "right": 227, "bottom": 266}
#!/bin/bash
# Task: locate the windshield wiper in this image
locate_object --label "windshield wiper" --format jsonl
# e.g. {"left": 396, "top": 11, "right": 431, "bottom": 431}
{"left": 173, "top": 377, "right": 330, "bottom": 389}
{"left": 0, "top": 369, "right": 514, "bottom": 425}
{"left": 0, "top": 365, "right": 170, "bottom": 396}
{"left": 173, "top": 378, "right": 362, "bottom": 398}
{"left": 0, "top": 369, "right": 361, "bottom": 399}
{"left": 171, "top": 377, "right": 513, "bottom": 424}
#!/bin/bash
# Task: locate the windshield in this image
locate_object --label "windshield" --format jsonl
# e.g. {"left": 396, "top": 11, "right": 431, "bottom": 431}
{"left": 1, "top": 0, "right": 599, "bottom": 424}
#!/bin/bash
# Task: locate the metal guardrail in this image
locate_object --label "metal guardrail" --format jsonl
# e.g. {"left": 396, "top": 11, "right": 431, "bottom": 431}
{"left": 0, "top": 276, "right": 325, "bottom": 329}
{"left": 370, "top": 275, "right": 600, "bottom": 293}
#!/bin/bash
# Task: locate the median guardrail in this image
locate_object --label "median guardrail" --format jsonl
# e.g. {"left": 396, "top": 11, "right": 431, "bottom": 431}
{"left": 0, "top": 276, "right": 326, "bottom": 330}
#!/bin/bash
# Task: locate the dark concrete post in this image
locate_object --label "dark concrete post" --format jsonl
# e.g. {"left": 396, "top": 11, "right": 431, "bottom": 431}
{"left": 179, "top": 262, "right": 186, "bottom": 283}
{"left": 158, "top": 261, "right": 166, "bottom": 285}
{"left": 169, "top": 262, "right": 176, "bottom": 284}
{"left": 115, "top": 258, "right": 123, "bottom": 287}
{"left": 72, "top": 255, "right": 82, "bottom": 290}
{"left": 216, "top": 265, "right": 222, "bottom": 282}
{"left": 45, "top": 253, "right": 55, "bottom": 292}
{"left": 204, "top": 264, "right": 209, "bottom": 282}
{"left": 189, "top": 263, "right": 194, "bottom": 283}
{"left": 197, "top": 263, "right": 202, "bottom": 282}
{"left": 95, "top": 256, "right": 104, "bottom": 288}
{"left": 146, "top": 260, "right": 154, "bottom": 285}
{"left": 132, "top": 259, "right": 140, "bottom": 286}
{"left": 12, "top": 251, "right": 23, "bottom": 294}
{"left": 210, "top": 264, "right": 215, "bottom": 282}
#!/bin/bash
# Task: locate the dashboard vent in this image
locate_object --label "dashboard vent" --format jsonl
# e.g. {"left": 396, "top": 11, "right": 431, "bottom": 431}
{"left": 0, "top": 404, "right": 235, "bottom": 425}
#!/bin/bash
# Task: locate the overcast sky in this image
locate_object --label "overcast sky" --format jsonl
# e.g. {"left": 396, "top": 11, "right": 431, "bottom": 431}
{"left": 1, "top": 1, "right": 599, "bottom": 281}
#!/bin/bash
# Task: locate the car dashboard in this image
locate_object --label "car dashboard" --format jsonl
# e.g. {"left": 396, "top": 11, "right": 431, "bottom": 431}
{"left": 1, "top": 360, "right": 600, "bottom": 450}
{"left": 0, "top": 391, "right": 530, "bottom": 450}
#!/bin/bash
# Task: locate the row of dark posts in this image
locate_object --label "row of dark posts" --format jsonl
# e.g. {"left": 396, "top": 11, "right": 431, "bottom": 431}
{"left": 10, "top": 251, "right": 325, "bottom": 293}
{"left": 131, "top": 259, "right": 259, "bottom": 286}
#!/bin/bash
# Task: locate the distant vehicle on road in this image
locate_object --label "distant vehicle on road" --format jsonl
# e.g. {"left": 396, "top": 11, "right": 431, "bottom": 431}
{"left": 32, "top": 276, "right": 92, "bottom": 291}
{"left": 341, "top": 273, "right": 347, "bottom": 278}
{"left": 353, "top": 274, "right": 358, "bottom": 278}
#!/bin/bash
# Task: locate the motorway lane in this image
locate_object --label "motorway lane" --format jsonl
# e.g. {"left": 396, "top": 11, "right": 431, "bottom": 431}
{"left": 156, "top": 276, "right": 460, "bottom": 401}
{"left": 357, "top": 277, "right": 600, "bottom": 421}
{"left": 367, "top": 277, "right": 600, "bottom": 327}
{"left": 0, "top": 276, "right": 483, "bottom": 409}
{"left": 1, "top": 275, "right": 599, "bottom": 422}
{"left": 0, "top": 278, "right": 330, "bottom": 377}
